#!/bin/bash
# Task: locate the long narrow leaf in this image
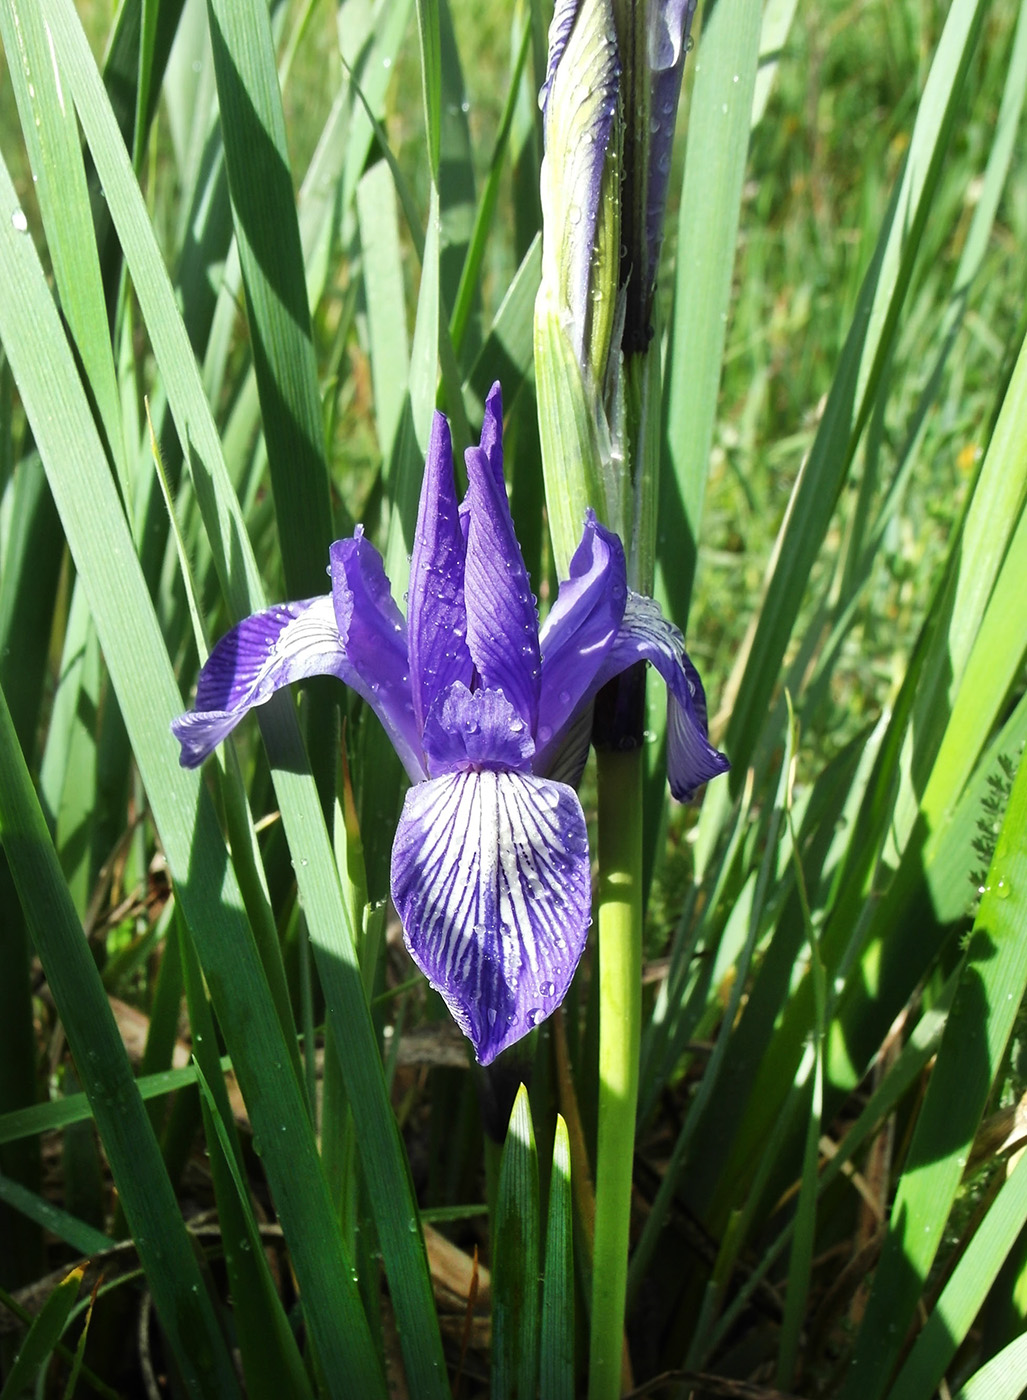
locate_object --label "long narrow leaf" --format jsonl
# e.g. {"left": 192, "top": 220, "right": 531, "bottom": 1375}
{"left": 841, "top": 737, "right": 1027, "bottom": 1400}
{"left": 0, "top": 1266, "right": 83, "bottom": 1400}
{"left": 0, "top": 124, "right": 387, "bottom": 1397}
{"left": 658, "top": 0, "right": 762, "bottom": 624}
{"left": 205, "top": 0, "right": 333, "bottom": 601}
{"left": 0, "top": 683, "right": 240, "bottom": 1400}
{"left": 36, "top": 10, "right": 449, "bottom": 1392}
{"left": 492, "top": 1084, "right": 541, "bottom": 1400}
{"left": 724, "top": 0, "right": 988, "bottom": 769}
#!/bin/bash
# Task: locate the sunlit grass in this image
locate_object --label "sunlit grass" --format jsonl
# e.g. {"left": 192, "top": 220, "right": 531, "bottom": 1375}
{"left": 1, "top": 0, "right": 1025, "bottom": 1393}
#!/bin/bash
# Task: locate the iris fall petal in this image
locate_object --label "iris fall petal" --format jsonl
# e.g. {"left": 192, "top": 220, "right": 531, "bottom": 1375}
{"left": 391, "top": 766, "right": 591, "bottom": 1064}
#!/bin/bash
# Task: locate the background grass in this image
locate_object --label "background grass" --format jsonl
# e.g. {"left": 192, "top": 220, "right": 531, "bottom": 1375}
{"left": 1, "top": 0, "right": 1025, "bottom": 1394}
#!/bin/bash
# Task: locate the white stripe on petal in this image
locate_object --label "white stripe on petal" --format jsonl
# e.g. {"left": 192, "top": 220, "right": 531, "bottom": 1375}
{"left": 391, "top": 769, "right": 591, "bottom": 1064}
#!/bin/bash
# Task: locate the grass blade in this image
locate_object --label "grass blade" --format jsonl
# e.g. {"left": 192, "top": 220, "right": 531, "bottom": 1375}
{"left": 953, "top": 1334, "right": 1027, "bottom": 1400}
{"left": 0, "top": 1175, "right": 109, "bottom": 1258}
{"left": 205, "top": 0, "right": 334, "bottom": 600}
{"left": 886, "top": 1150, "right": 1027, "bottom": 1400}
{"left": 0, "top": 1266, "right": 83, "bottom": 1400}
{"left": 36, "top": 5, "right": 448, "bottom": 1381}
{"left": 0, "top": 1059, "right": 231, "bottom": 1146}
{"left": 724, "top": 0, "right": 988, "bottom": 771}
{"left": 841, "top": 737, "right": 1027, "bottom": 1400}
{"left": 0, "top": 682, "right": 241, "bottom": 1399}
{"left": 658, "top": 0, "right": 763, "bottom": 625}
{"left": 1, "top": 1, "right": 127, "bottom": 498}
{"left": 0, "top": 95, "right": 387, "bottom": 1394}
{"left": 539, "top": 1114, "right": 574, "bottom": 1400}
{"left": 492, "top": 1083, "right": 541, "bottom": 1400}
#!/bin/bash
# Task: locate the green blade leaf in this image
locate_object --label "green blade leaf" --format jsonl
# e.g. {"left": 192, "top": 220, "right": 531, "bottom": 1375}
{"left": 842, "top": 737, "right": 1027, "bottom": 1400}
{"left": 886, "top": 1150, "right": 1027, "bottom": 1400}
{"left": 539, "top": 1115, "right": 574, "bottom": 1400}
{"left": 492, "top": 1083, "right": 541, "bottom": 1400}
{"left": 205, "top": 0, "right": 334, "bottom": 600}
{"left": 953, "top": 1334, "right": 1027, "bottom": 1400}
{"left": 723, "top": 0, "right": 989, "bottom": 772}
{"left": 658, "top": 0, "right": 762, "bottom": 624}
{"left": 0, "top": 99, "right": 386, "bottom": 1396}
{"left": 1, "top": 0, "right": 127, "bottom": 499}
{"left": 0, "top": 684, "right": 241, "bottom": 1400}
{"left": 0, "top": 1266, "right": 83, "bottom": 1400}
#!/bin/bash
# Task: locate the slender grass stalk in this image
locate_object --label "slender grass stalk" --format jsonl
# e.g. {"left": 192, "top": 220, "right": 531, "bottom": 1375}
{"left": 777, "top": 701, "right": 826, "bottom": 1386}
{"left": 589, "top": 746, "right": 643, "bottom": 1400}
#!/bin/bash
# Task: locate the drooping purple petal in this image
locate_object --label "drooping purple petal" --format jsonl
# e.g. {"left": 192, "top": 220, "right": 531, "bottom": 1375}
{"left": 598, "top": 592, "right": 729, "bottom": 800}
{"left": 171, "top": 596, "right": 346, "bottom": 768}
{"left": 534, "top": 511, "right": 626, "bottom": 772}
{"left": 408, "top": 411, "right": 473, "bottom": 734}
{"left": 391, "top": 767, "right": 591, "bottom": 1064}
{"left": 463, "top": 384, "right": 541, "bottom": 732}
{"left": 329, "top": 530, "right": 424, "bottom": 781}
{"left": 421, "top": 683, "right": 535, "bottom": 778}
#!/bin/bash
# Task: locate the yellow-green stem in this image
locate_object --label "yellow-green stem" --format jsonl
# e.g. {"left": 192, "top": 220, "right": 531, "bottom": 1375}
{"left": 589, "top": 746, "right": 643, "bottom": 1399}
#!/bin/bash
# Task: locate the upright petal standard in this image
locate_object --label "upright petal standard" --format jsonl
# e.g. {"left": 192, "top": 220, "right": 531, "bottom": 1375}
{"left": 172, "top": 383, "right": 728, "bottom": 1063}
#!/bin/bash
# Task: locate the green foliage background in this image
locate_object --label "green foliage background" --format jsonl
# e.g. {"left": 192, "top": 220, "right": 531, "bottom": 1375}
{"left": 0, "top": 0, "right": 1025, "bottom": 1395}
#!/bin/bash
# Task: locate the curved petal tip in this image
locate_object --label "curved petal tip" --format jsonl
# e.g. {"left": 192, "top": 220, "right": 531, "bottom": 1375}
{"left": 170, "top": 596, "right": 346, "bottom": 768}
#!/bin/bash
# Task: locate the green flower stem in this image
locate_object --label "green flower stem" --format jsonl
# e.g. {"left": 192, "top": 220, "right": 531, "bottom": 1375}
{"left": 589, "top": 745, "right": 644, "bottom": 1399}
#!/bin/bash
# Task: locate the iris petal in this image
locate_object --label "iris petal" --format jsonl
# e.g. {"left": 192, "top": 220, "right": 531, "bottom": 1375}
{"left": 463, "top": 384, "right": 541, "bottom": 731}
{"left": 391, "top": 767, "right": 591, "bottom": 1065}
{"left": 535, "top": 511, "right": 625, "bottom": 771}
{"left": 599, "top": 593, "right": 729, "bottom": 800}
{"left": 408, "top": 411, "right": 473, "bottom": 733}
{"left": 171, "top": 596, "right": 345, "bottom": 768}
{"left": 330, "top": 530, "right": 425, "bottom": 780}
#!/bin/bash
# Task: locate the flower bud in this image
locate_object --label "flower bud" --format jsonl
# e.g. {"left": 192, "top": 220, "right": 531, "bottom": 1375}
{"left": 535, "top": 0, "right": 698, "bottom": 585}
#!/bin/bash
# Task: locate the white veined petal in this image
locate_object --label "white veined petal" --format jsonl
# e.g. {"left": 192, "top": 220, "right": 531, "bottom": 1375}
{"left": 391, "top": 768, "right": 591, "bottom": 1064}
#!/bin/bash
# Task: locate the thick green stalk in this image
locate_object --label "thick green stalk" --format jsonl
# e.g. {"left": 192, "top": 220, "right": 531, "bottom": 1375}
{"left": 589, "top": 746, "right": 643, "bottom": 1399}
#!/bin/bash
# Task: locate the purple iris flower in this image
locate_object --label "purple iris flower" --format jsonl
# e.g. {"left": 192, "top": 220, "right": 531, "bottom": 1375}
{"left": 172, "top": 384, "right": 727, "bottom": 1064}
